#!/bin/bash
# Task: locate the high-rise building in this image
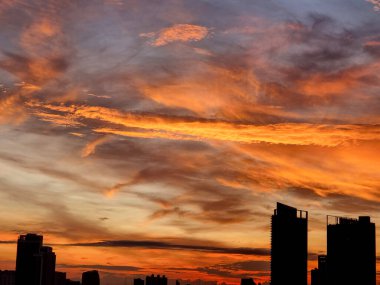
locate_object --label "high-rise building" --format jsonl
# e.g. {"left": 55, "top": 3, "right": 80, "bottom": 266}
{"left": 41, "top": 246, "right": 56, "bottom": 285}
{"left": 15, "top": 234, "right": 43, "bottom": 285}
{"left": 0, "top": 270, "right": 15, "bottom": 285}
{"left": 82, "top": 270, "right": 100, "bottom": 285}
{"left": 327, "top": 216, "right": 376, "bottom": 285}
{"left": 271, "top": 203, "right": 308, "bottom": 285}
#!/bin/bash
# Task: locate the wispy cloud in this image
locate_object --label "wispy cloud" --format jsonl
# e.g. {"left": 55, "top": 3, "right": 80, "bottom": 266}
{"left": 81, "top": 136, "right": 112, "bottom": 158}
{"left": 142, "top": 24, "right": 210, "bottom": 46}
{"left": 367, "top": 0, "right": 380, "bottom": 11}
{"left": 29, "top": 102, "right": 380, "bottom": 147}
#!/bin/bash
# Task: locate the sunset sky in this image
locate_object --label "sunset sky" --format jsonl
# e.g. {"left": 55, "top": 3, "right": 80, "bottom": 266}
{"left": 0, "top": 0, "right": 380, "bottom": 284}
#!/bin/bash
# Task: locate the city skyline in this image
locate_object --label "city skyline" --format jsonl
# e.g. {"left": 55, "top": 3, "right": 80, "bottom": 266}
{"left": 0, "top": 203, "right": 377, "bottom": 284}
{"left": 1, "top": 0, "right": 380, "bottom": 284}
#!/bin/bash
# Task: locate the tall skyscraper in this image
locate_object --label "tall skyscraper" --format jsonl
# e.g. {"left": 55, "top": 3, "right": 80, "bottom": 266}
{"left": 41, "top": 246, "right": 56, "bottom": 285}
{"left": 82, "top": 270, "right": 100, "bottom": 285}
{"left": 327, "top": 216, "right": 376, "bottom": 285}
{"left": 15, "top": 234, "right": 43, "bottom": 285}
{"left": 271, "top": 203, "right": 308, "bottom": 285}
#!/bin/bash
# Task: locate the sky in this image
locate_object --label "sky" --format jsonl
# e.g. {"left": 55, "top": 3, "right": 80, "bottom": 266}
{"left": 0, "top": 0, "right": 380, "bottom": 284}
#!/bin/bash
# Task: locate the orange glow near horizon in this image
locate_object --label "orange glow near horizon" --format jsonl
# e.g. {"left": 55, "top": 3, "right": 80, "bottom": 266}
{"left": 0, "top": 0, "right": 380, "bottom": 284}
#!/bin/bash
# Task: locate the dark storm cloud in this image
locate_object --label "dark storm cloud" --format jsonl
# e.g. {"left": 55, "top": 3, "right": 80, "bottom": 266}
{"left": 68, "top": 240, "right": 270, "bottom": 256}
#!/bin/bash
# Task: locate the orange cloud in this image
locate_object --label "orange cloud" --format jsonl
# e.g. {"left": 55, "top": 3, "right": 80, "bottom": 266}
{"left": 29, "top": 102, "right": 380, "bottom": 147}
{"left": 143, "top": 24, "right": 209, "bottom": 46}
{"left": 81, "top": 136, "right": 112, "bottom": 158}
{"left": 294, "top": 62, "right": 380, "bottom": 98}
{"left": 0, "top": 94, "right": 26, "bottom": 124}
{"left": 20, "top": 17, "right": 63, "bottom": 57}
{"left": 134, "top": 62, "right": 300, "bottom": 122}
{"left": 30, "top": 111, "right": 84, "bottom": 127}
{"left": 365, "top": 41, "right": 380, "bottom": 46}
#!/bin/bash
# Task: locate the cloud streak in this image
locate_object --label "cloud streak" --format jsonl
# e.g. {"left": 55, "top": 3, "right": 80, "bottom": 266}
{"left": 29, "top": 102, "right": 380, "bottom": 146}
{"left": 57, "top": 264, "right": 141, "bottom": 272}
{"left": 67, "top": 240, "right": 270, "bottom": 256}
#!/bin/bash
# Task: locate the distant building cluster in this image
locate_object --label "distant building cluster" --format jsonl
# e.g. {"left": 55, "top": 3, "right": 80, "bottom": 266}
{"left": 271, "top": 203, "right": 376, "bottom": 285}
{"left": 134, "top": 275, "right": 168, "bottom": 285}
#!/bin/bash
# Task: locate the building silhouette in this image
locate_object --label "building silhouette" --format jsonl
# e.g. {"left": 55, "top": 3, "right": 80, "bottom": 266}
{"left": 271, "top": 203, "right": 308, "bottom": 285}
{"left": 240, "top": 278, "right": 256, "bottom": 285}
{"left": 82, "top": 270, "right": 100, "bottom": 285}
{"left": 54, "top": 272, "right": 67, "bottom": 285}
{"left": 317, "top": 255, "right": 327, "bottom": 285}
{"left": 0, "top": 270, "right": 15, "bottom": 285}
{"left": 311, "top": 255, "right": 327, "bottom": 285}
{"left": 327, "top": 216, "right": 376, "bottom": 285}
{"left": 4, "top": 209, "right": 377, "bottom": 285}
{"left": 15, "top": 234, "right": 57, "bottom": 285}
{"left": 134, "top": 278, "right": 144, "bottom": 285}
{"left": 145, "top": 275, "right": 167, "bottom": 285}
{"left": 41, "top": 246, "right": 56, "bottom": 285}
{"left": 65, "top": 280, "right": 81, "bottom": 285}
{"left": 311, "top": 268, "right": 319, "bottom": 285}
{"left": 15, "top": 234, "right": 44, "bottom": 285}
